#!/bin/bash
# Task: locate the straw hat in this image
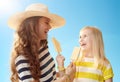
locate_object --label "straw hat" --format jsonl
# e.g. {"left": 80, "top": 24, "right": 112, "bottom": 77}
{"left": 8, "top": 3, "right": 65, "bottom": 30}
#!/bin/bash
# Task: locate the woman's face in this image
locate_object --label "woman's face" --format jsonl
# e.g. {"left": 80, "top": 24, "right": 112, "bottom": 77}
{"left": 38, "top": 17, "right": 51, "bottom": 40}
{"left": 79, "top": 29, "right": 93, "bottom": 52}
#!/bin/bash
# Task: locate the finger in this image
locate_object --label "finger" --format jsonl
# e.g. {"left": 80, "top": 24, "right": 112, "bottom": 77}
{"left": 67, "top": 64, "right": 72, "bottom": 69}
{"left": 72, "top": 64, "right": 76, "bottom": 72}
{"left": 69, "top": 62, "right": 73, "bottom": 67}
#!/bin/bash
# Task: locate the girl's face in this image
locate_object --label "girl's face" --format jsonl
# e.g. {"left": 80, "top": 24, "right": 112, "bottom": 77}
{"left": 79, "top": 29, "right": 93, "bottom": 52}
{"left": 38, "top": 17, "right": 51, "bottom": 40}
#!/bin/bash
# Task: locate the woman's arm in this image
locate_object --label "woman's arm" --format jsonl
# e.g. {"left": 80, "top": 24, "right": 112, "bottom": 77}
{"left": 56, "top": 55, "right": 76, "bottom": 82}
{"left": 56, "top": 54, "right": 65, "bottom": 77}
{"left": 15, "top": 55, "right": 34, "bottom": 82}
{"left": 54, "top": 63, "right": 76, "bottom": 82}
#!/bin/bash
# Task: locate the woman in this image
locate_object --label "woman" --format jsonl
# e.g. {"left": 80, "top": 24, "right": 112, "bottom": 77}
{"left": 8, "top": 3, "right": 75, "bottom": 82}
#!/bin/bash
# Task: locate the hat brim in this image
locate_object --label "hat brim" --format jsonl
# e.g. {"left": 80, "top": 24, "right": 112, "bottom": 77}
{"left": 8, "top": 11, "right": 65, "bottom": 30}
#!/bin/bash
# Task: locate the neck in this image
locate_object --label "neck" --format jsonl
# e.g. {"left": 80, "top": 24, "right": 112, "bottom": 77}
{"left": 84, "top": 50, "right": 93, "bottom": 58}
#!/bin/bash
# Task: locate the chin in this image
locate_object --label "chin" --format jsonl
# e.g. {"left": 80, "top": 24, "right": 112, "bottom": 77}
{"left": 41, "top": 38, "right": 47, "bottom": 40}
{"left": 41, "top": 36, "right": 47, "bottom": 40}
{"left": 81, "top": 48, "right": 87, "bottom": 51}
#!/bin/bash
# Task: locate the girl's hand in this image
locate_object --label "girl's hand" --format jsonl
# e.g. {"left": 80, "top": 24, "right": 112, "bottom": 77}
{"left": 65, "top": 62, "right": 76, "bottom": 82}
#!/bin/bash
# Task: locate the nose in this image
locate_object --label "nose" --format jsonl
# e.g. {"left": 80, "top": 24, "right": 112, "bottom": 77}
{"left": 47, "top": 25, "right": 51, "bottom": 32}
{"left": 48, "top": 24, "right": 52, "bottom": 30}
{"left": 49, "top": 25, "right": 52, "bottom": 29}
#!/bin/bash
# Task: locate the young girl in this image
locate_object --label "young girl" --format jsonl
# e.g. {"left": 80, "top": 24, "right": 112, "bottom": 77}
{"left": 73, "top": 26, "right": 114, "bottom": 82}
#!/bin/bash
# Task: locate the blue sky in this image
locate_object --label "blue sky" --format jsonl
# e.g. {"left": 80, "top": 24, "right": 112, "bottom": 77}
{"left": 0, "top": 0, "right": 120, "bottom": 82}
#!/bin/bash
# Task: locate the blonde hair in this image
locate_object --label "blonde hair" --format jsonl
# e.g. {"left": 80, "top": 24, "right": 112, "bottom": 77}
{"left": 78, "top": 26, "right": 107, "bottom": 67}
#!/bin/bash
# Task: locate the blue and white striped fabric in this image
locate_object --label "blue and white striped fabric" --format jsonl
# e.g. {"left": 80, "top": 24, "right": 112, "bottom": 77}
{"left": 15, "top": 46, "right": 56, "bottom": 82}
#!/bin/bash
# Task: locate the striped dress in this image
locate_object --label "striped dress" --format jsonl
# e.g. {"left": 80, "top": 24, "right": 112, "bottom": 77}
{"left": 15, "top": 46, "right": 56, "bottom": 82}
{"left": 73, "top": 57, "right": 114, "bottom": 82}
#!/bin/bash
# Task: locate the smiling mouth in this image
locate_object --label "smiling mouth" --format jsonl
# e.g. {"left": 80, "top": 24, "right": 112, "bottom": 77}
{"left": 81, "top": 43, "right": 86, "bottom": 46}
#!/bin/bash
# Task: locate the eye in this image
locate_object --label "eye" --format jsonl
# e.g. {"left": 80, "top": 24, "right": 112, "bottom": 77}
{"left": 80, "top": 36, "right": 81, "bottom": 38}
{"left": 84, "top": 35, "right": 87, "bottom": 37}
{"left": 45, "top": 22, "right": 49, "bottom": 24}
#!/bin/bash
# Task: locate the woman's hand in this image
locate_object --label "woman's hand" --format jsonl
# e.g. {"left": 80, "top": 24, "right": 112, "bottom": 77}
{"left": 56, "top": 54, "right": 65, "bottom": 67}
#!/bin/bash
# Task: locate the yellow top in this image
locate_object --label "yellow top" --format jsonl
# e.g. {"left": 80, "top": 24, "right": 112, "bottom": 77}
{"left": 73, "top": 57, "right": 114, "bottom": 82}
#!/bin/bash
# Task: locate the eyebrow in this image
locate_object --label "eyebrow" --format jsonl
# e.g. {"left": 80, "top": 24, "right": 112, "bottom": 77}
{"left": 44, "top": 17, "right": 50, "bottom": 21}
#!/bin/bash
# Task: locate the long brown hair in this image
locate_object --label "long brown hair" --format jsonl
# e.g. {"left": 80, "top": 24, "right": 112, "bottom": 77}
{"left": 10, "top": 16, "right": 47, "bottom": 82}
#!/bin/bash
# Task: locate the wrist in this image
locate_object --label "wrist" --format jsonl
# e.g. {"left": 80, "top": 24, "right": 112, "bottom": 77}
{"left": 57, "top": 66, "right": 65, "bottom": 71}
{"left": 57, "top": 62, "right": 64, "bottom": 67}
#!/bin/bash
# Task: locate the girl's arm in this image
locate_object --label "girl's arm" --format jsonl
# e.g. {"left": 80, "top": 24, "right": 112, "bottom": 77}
{"left": 105, "top": 78, "right": 113, "bottom": 82}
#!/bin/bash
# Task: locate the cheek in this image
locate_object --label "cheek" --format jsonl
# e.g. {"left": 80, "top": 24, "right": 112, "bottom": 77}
{"left": 39, "top": 24, "right": 44, "bottom": 31}
{"left": 39, "top": 29, "right": 44, "bottom": 37}
{"left": 87, "top": 39, "right": 92, "bottom": 47}
{"left": 37, "top": 27, "right": 43, "bottom": 37}
{"left": 37, "top": 27, "right": 40, "bottom": 35}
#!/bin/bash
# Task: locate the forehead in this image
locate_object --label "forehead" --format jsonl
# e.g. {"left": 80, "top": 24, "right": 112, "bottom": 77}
{"left": 80, "top": 29, "right": 92, "bottom": 35}
{"left": 39, "top": 17, "right": 50, "bottom": 22}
